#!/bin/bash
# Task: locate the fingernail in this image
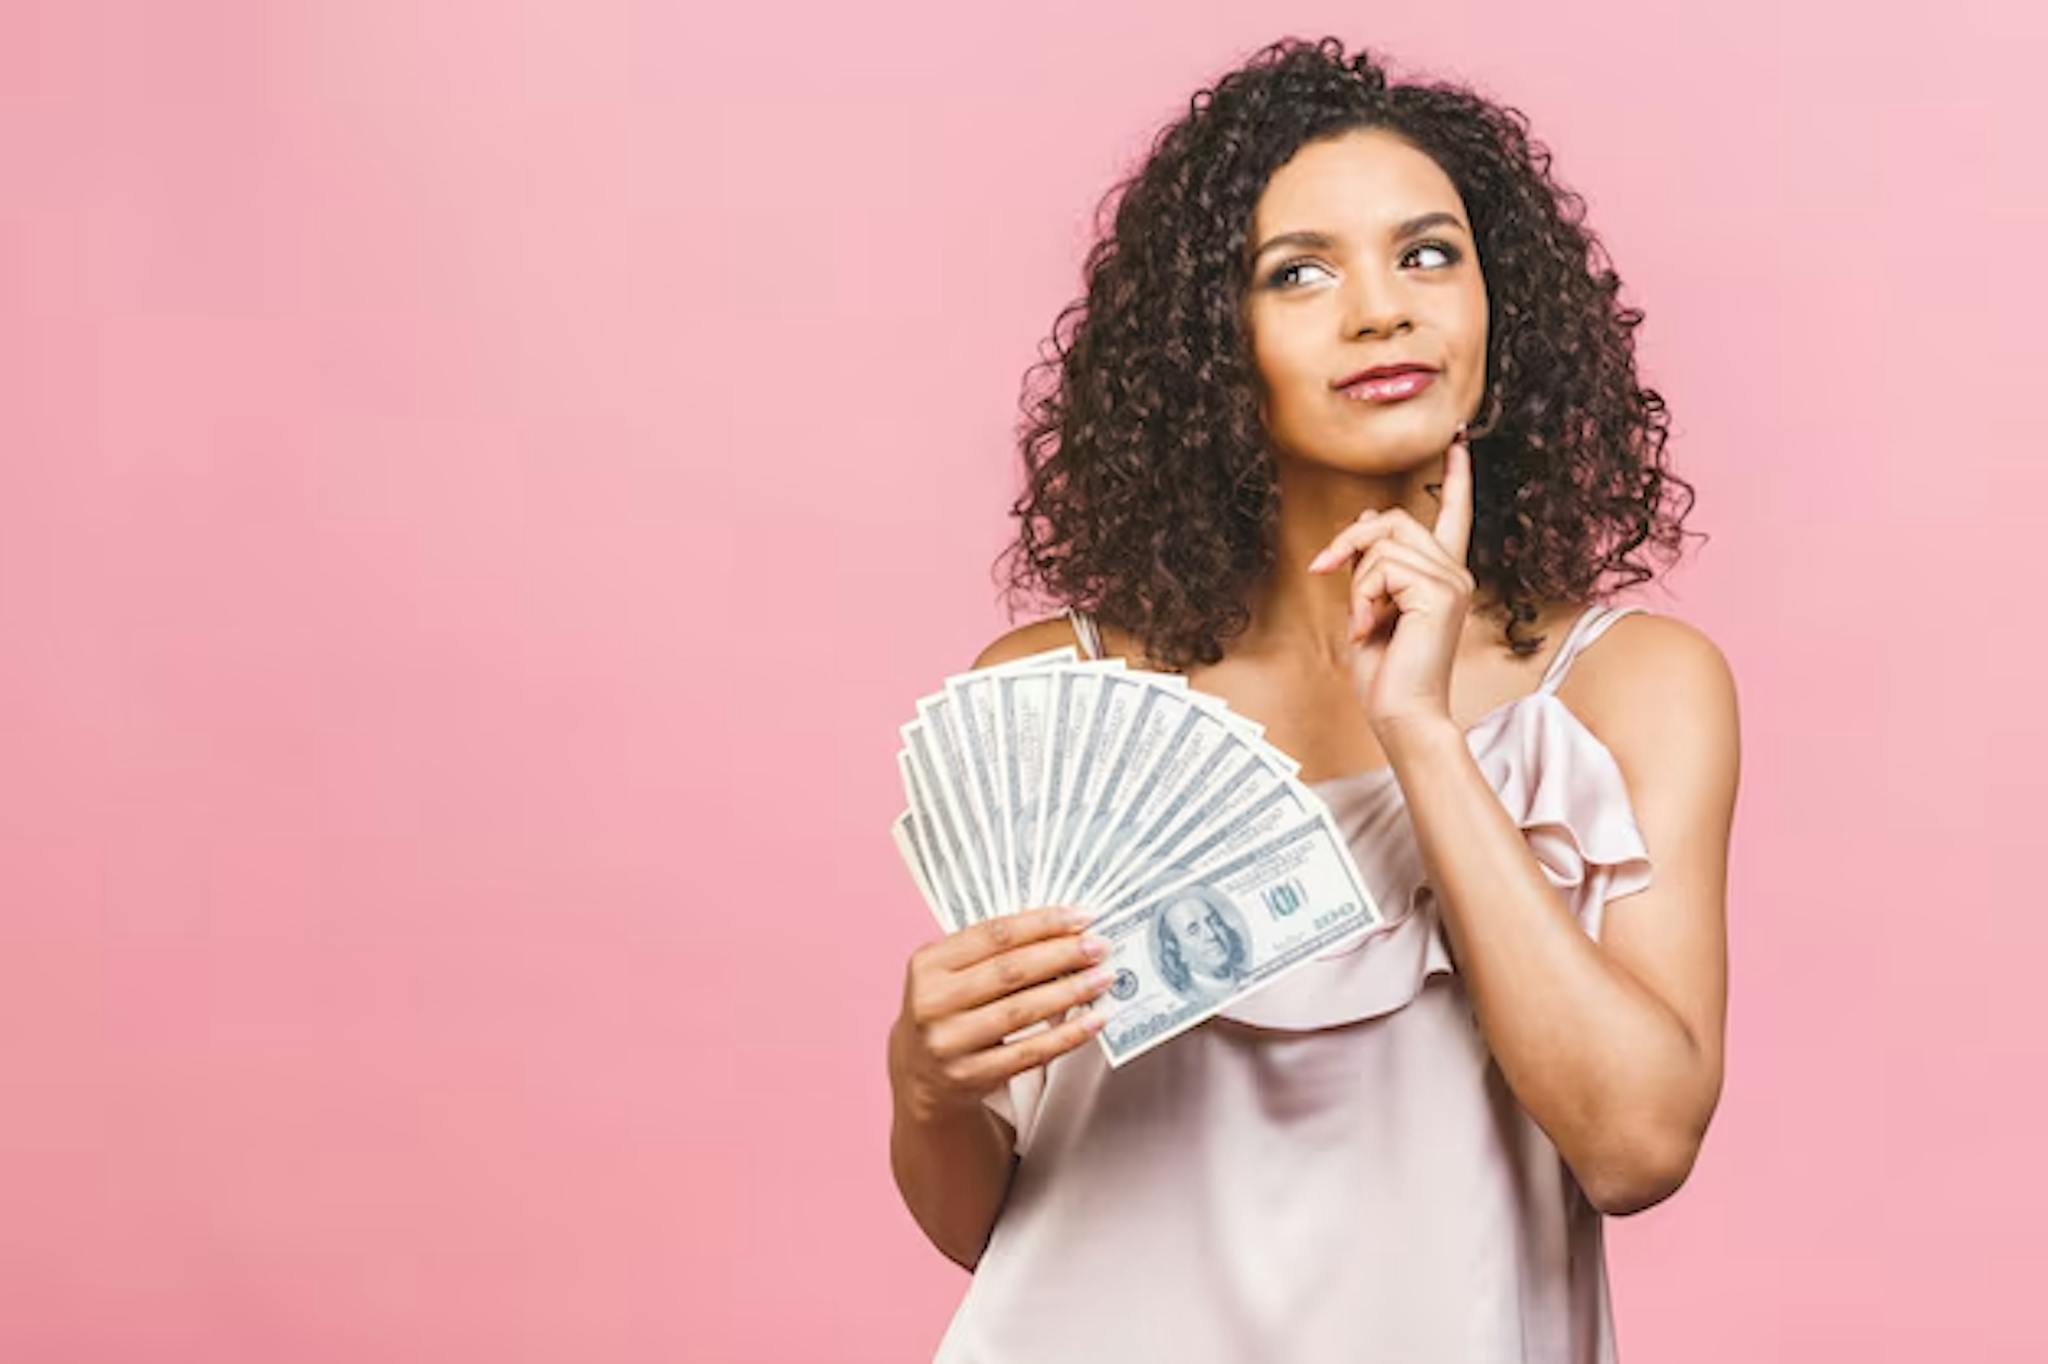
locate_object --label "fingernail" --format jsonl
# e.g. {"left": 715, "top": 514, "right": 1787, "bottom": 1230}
{"left": 1084, "top": 966, "right": 1115, "bottom": 989}
{"left": 1080, "top": 933, "right": 1110, "bottom": 959}
{"left": 1082, "top": 1011, "right": 1106, "bottom": 1032}
{"left": 1062, "top": 906, "right": 1092, "bottom": 927}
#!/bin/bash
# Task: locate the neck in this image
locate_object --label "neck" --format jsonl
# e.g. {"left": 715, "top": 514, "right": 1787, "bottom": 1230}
{"left": 1240, "top": 448, "right": 1461, "bottom": 668}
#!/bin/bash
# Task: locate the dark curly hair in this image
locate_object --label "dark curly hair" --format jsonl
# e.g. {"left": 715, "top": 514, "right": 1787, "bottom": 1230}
{"left": 994, "top": 36, "right": 1702, "bottom": 669}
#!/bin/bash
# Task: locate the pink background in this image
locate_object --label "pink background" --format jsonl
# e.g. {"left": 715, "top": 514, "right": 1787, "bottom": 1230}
{"left": 4, "top": 2, "right": 2042, "bottom": 1359}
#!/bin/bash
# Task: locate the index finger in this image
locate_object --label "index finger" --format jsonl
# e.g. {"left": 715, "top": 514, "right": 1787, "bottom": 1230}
{"left": 929, "top": 904, "right": 1093, "bottom": 970}
{"left": 1433, "top": 427, "right": 1474, "bottom": 565}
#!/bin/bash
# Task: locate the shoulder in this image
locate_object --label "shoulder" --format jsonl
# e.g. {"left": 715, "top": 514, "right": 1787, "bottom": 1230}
{"left": 972, "top": 615, "right": 1086, "bottom": 670}
{"left": 1572, "top": 608, "right": 1737, "bottom": 720}
{"left": 1562, "top": 607, "right": 1741, "bottom": 804}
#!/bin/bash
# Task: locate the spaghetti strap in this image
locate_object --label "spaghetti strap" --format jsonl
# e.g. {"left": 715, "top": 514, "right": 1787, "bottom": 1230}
{"left": 1537, "top": 602, "right": 1649, "bottom": 694}
{"left": 1065, "top": 606, "right": 1104, "bottom": 661}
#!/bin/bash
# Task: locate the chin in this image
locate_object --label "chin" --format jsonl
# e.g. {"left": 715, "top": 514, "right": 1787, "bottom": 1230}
{"left": 1293, "top": 435, "right": 1446, "bottom": 473}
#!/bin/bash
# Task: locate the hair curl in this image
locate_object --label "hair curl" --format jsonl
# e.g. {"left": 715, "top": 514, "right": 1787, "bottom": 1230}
{"left": 994, "top": 36, "right": 1703, "bottom": 669}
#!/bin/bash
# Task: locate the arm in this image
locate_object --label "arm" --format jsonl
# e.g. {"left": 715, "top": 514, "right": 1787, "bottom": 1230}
{"left": 887, "top": 621, "right": 1123, "bottom": 1264}
{"left": 1381, "top": 613, "right": 1737, "bottom": 1215}
{"left": 887, "top": 1023, "right": 1019, "bottom": 1270}
{"left": 885, "top": 910, "right": 1111, "bottom": 1267}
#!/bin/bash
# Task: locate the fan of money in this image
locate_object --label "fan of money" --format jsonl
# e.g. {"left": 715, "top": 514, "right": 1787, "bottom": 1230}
{"left": 889, "top": 643, "right": 1389, "bottom": 1067}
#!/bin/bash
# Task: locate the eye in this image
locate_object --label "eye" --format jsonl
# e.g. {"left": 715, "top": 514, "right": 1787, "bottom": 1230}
{"left": 1405, "top": 239, "right": 1463, "bottom": 269}
{"left": 1265, "top": 259, "right": 1334, "bottom": 289}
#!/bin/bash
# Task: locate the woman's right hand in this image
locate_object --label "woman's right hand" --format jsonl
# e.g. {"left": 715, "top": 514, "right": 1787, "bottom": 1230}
{"left": 888, "top": 904, "right": 1117, "bottom": 1125}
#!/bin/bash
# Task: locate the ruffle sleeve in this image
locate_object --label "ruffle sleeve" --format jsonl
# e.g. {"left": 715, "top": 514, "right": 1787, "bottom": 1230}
{"left": 1212, "top": 691, "right": 1654, "bottom": 1033}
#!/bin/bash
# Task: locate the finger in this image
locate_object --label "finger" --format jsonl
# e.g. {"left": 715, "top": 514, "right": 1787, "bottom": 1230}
{"left": 1348, "top": 542, "right": 1449, "bottom": 641}
{"left": 925, "top": 904, "right": 1090, "bottom": 972}
{"left": 945, "top": 1008, "right": 1108, "bottom": 1090}
{"left": 926, "top": 959, "right": 1116, "bottom": 1057}
{"left": 1433, "top": 430, "right": 1474, "bottom": 565}
{"left": 1357, "top": 508, "right": 1458, "bottom": 570}
{"left": 1310, "top": 506, "right": 1456, "bottom": 576}
{"left": 933, "top": 929, "right": 1110, "bottom": 1017}
{"left": 1307, "top": 512, "right": 1392, "bottom": 574}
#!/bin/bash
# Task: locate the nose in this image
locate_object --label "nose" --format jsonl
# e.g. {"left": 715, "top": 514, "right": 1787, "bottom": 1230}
{"left": 1342, "top": 266, "right": 1414, "bottom": 340}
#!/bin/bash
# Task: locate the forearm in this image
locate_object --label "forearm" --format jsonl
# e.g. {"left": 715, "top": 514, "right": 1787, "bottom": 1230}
{"left": 889, "top": 1089, "right": 1016, "bottom": 1269}
{"left": 1381, "top": 716, "right": 1707, "bottom": 1211}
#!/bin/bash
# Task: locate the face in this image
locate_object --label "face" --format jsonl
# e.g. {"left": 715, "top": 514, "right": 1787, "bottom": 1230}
{"left": 1165, "top": 897, "right": 1233, "bottom": 976}
{"left": 1242, "top": 126, "right": 1489, "bottom": 471}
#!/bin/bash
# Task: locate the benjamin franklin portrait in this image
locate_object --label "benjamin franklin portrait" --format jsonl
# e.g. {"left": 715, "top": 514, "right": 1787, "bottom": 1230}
{"left": 1149, "top": 884, "right": 1250, "bottom": 1003}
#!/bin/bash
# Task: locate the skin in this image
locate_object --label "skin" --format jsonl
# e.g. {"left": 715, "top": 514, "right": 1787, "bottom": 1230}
{"left": 889, "top": 127, "right": 1738, "bottom": 1268}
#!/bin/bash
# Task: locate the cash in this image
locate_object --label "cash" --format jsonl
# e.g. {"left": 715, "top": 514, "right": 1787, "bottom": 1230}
{"left": 889, "top": 644, "right": 1388, "bottom": 1067}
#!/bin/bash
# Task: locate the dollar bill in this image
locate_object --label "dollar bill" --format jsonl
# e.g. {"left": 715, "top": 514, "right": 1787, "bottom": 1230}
{"left": 901, "top": 720, "right": 990, "bottom": 924}
{"left": 1096, "top": 752, "right": 1319, "bottom": 916}
{"left": 914, "top": 692, "right": 1003, "bottom": 919}
{"left": 1046, "top": 674, "right": 1182, "bottom": 908}
{"left": 1076, "top": 699, "right": 1264, "bottom": 907}
{"left": 1081, "top": 811, "right": 1386, "bottom": 1067}
{"left": 890, "top": 647, "right": 1384, "bottom": 1062}
{"left": 1026, "top": 661, "right": 1126, "bottom": 907}
{"left": 1041, "top": 671, "right": 1148, "bottom": 906}
{"left": 890, "top": 808, "right": 948, "bottom": 931}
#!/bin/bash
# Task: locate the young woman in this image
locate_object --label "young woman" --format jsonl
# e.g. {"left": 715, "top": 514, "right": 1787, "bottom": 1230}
{"left": 887, "top": 36, "right": 1738, "bottom": 1361}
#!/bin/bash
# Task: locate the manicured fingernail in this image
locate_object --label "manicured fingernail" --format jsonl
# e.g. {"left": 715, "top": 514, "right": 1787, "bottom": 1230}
{"left": 1062, "top": 906, "right": 1091, "bottom": 927}
{"left": 1082, "top": 1011, "right": 1106, "bottom": 1032}
{"left": 1080, "top": 933, "right": 1109, "bottom": 959}
{"left": 1084, "top": 967, "right": 1114, "bottom": 989}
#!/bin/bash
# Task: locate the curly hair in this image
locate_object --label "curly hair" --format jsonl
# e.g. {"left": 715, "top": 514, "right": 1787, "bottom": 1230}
{"left": 994, "top": 36, "right": 1702, "bottom": 669}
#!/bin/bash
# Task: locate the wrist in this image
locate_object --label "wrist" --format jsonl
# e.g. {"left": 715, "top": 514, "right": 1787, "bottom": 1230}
{"left": 1373, "top": 711, "right": 1468, "bottom": 771}
{"left": 894, "top": 1078, "right": 985, "bottom": 1131}
{"left": 887, "top": 1019, "right": 978, "bottom": 1128}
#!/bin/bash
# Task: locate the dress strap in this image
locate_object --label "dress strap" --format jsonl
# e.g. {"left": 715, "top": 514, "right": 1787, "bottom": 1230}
{"left": 1537, "top": 603, "right": 1648, "bottom": 694}
{"left": 1065, "top": 606, "right": 1104, "bottom": 661}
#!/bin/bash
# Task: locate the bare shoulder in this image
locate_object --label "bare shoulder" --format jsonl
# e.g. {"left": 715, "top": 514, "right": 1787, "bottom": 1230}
{"left": 972, "top": 615, "right": 1086, "bottom": 670}
{"left": 974, "top": 613, "right": 1164, "bottom": 673}
{"left": 1561, "top": 608, "right": 1741, "bottom": 800}
{"left": 1570, "top": 609, "right": 1738, "bottom": 717}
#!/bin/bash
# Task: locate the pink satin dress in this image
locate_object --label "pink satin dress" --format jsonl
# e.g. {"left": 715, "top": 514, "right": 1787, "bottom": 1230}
{"left": 934, "top": 602, "right": 1655, "bottom": 1363}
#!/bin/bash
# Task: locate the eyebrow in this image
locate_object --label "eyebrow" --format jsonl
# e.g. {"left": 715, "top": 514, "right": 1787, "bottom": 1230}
{"left": 1248, "top": 211, "right": 1468, "bottom": 266}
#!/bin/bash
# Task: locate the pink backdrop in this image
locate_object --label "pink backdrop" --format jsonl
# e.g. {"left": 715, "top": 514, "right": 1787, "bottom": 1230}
{"left": 4, "top": 2, "right": 2042, "bottom": 1359}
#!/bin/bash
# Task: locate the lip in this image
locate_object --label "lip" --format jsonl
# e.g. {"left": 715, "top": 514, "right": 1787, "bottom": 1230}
{"left": 1333, "top": 362, "right": 1440, "bottom": 390}
{"left": 1335, "top": 365, "right": 1439, "bottom": 403}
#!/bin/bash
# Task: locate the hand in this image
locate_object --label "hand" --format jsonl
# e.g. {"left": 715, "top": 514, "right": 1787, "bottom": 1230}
{"left": 1304, "top": 424, "right": 1477, "bottom": 736}
{"left": 888, "top": 905, "right": 1116, "bottom": 1126}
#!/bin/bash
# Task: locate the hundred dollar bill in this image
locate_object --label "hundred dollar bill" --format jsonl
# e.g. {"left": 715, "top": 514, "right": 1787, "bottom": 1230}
{"left": 994, "top": 665, "right": 1057, "bottom": 919}
{"left": 1076, "top": 700, "right": 1266, "bottom": 907}
{"left": 1041, "top": 671, "right": 1150, "bottom": 906}
{"left": 1082, "top": 811, "right": 1386, "bottom": 1067}
{"left": 1095, "top": 746, "right": 1321, "bottom": 916}
{"left": 943, "top": 675, "right": 1014, "bottom": 914}
{"left": 901, "top": 721, "right": 990, "bottom": 925}
{"left": 915, "top": 692, "right": 1004, "bottom": 920}
{"left": 889, "top": 807, "right": 949, "bottom": 931}
{"left": 953, "top": 646, "right": 1080, "bottom": 913}
{"left": 1056, "top": 675, "right": 1196, "bottom": 909}
{"left": 1026, "top": 661, "right": 1127, "bottom": 907}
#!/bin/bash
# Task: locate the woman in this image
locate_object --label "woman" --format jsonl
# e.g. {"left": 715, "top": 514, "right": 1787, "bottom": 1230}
{"left": 886, "top": 36, "right": 1737, "bottom": 1361}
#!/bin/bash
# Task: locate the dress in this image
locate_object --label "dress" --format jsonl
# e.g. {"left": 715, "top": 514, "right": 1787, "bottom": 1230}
{"left": 933, "top": 602, "right": 1656, "bottom": 1363}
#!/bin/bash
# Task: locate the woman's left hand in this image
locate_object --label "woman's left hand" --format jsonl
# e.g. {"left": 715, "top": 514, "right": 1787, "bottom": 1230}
{"left": 1305, "top": 425, "right": 1476, "bottom": 739}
